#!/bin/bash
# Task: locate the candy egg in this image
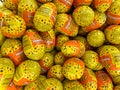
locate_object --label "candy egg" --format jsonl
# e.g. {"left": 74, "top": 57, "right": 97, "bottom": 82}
{"left": 33, "top": 2, "right": 57, "bottom": 32}
{"left": 104, "top": 25, "right": 120, "bottom": 44}
{"left": 94, "top": 0, "right": 112, "bottom": 13}
{"left": 55, "top": 13, "right": 78, "bottom": 37}
{"left": 22, "top": 29, "right": 45, "bottom": 60}
{"left": 47, "top": 65, "right": 65, "bottom": 81}
{"left": 82, "top": 50, "right": 103, "bottom": 70}
{"left": 39, "top": 53, "right": 54, "bottom": 74}
{"left": 1, "top": 15, "right": 26, "bottom": 38}
{"left": 0, "top": 58, "right": 15, "bottom": 90}
{"left": 87, "top": 30, "right": 105, "bottom": 47}
{"left": 13, "top": 60, "right": 40, "bottom": 86}
{"left": 95, "top": 70, "right": 113, "bottom": 90}
{"left": 18, "top": 0, "right": 38, "bottom": 27}
{"left": 1, "top": 39, "right": 26, "bottom": 66}
{"left": 72, "top": 6, "right": 94, "bottom": 27}
{"left": 62, "top": 57, "right": 84, "bottom": 80}
{"left": 80, "top": 68, "right": 97, "bottom": 90}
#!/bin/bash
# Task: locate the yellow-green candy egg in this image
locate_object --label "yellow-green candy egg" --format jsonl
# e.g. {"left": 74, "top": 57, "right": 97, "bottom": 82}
{"left": 24, "top": 75, "right": 46, "bottom": 90}
{"left": 54, "top": 52, "right": 66, "bottom": 65}
{"left": 56, "top": 34, "right": 69, "bottom": 50}
{"left": 104, "top": 25, "right": 120, "bottom": 44}
{"left": 39, "top": 78, "right": 63, "bottom": 90}
{"left": 72, "top": 6, "right": 94, "bottom": 27}
{"left": 1, "top": 15, "right": 26, "bottom": 38}
{"left": 33, "top": 2, "right": 57, "bottom": 32}
{"left": 1, "top": 39, "right": 26, "bottom": 66}
{"left": 22, "top": 29, "right": 45, "bottom": 60}
{"left": 63, "top": 79, "right": 85, "bottom": 90}
{"left": 80, "top": 68, "right": 97, "bottom": 90}
{"left": 87, "top": 30, "right": 105, "bottom": 47}
{"left": 0, "top": 58, "right": 15, "bottom": 90}
{"left": 39, "top": 53, "right": 54, "bottom": 74}
{"left": 62, "top": 58, "right": 85, "bottom": 80}
{"left": 18, "top": 0, "right": 38, "bottom": 27}
{"left": 99, "top": 45, "right": 120, "bottom": 84}
{"left": 13, "top": 60, "right": 41, "bottom": 86}
{"left": 47, "top": 65, "right": 65, "bottom": 81}
{"left": 55, "top": 13, "right": 78, "bottom": 37}
{"left": 82, "top": 50, "right": 103, "bottom": 70}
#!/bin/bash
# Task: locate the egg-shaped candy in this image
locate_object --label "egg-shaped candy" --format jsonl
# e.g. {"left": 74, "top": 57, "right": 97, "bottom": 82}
{"left": 99, "top": 45, "right": 120, "bottom": 84}
{"left": 107, "top": 0, "right": 120, "bottom": 25}
{"left": 0, "top": 58, "right": 15, "bottom": 90}
{"left": 18, "top": 0, "right": 38, "bottom": 27}
{"left": 47, "top": 65, "right": 65, "bottom": 81}
{"left": 95, "top": 70, "right": 113, "bottom": 90}
{"left": 54, "top": 52, "right": 66, "bottom": 65}
{"left": 13, "top": 60, "right": 41, "bottom": 86}
{"left": 39, "top": 53, "right": 54, "bottom": 74}
{"left": 33, "top": 2, "right": 57, "bottom": 32}
{"left": 1, "top": 15, "right": 26, "bottom": 38}
{"left": 87, "top": 30, "right": 105, "bottom": 47}
{"left": 1, "top": 39, "right": 26, "bottom": 66}
{"left": 82, "top": 50, "right": 103, "bottom": 70}
{"left": 94, "top": 0, "right": 112, "bottom": 13}
{"left": 62, "top": 58, "right": 85, "bottom": 80}
{"left": 104, "top": 25, "right": 120, "bottom": 44}
{"left": 72, "top": 6, "right": 94, "bottom": 27}
{"left": 55, "top": 14, "right": 78, "bottom": 37}
{"left": 80, "top": 68, "right": 97, "bottom": 90}
{"left": 22, "top": 29, "right": 45, "bottom": 60}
